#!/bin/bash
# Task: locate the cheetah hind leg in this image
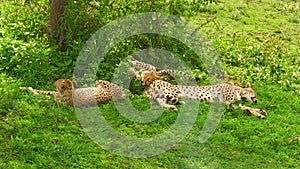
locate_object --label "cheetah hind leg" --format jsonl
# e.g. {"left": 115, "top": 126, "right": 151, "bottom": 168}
{"left": 156, "top": 98, "right": 178, "bottom": 111}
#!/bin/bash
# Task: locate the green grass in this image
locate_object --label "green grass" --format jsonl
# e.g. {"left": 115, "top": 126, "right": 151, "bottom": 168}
{"left": 1, "top": 0, "right": 299, "bottom": 168}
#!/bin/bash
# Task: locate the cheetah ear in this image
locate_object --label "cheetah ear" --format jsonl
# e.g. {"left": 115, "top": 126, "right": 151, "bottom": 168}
{"left": 72, "top": 81, "right": 77, "bottom": 88}
{"left": 244, "top": 82, "right": 252, "bottom": 88}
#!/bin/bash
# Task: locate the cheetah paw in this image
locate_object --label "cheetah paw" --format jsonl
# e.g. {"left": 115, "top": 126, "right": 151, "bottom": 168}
{"left": 238, "top": 104, "right": 268, "bottom": 119}
{"left": 164, "top": 105, "right": 178, "bottom": 112}
{"left": 177, "top": 101, "right": 185, "bottom": 105}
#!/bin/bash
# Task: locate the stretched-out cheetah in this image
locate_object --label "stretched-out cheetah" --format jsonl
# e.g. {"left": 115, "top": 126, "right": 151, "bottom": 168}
{"left": 143, "top": 79, "right": 267, "bottom": 118}
{"left": 20, "top": 78, "right": 125, "bottom": 107}
{"left": 143, "top": 79, "right": 257, "bottom": 110}
{"left": 128, "top": 58, "right": 267, "bottom": 118}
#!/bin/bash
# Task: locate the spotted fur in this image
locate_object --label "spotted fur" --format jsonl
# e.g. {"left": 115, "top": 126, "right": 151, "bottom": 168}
{"left": 20, "top": 79, "right": 125, "bottom": 107}
{"left": 143, "top": 80, "right": 257, "bottom": 111}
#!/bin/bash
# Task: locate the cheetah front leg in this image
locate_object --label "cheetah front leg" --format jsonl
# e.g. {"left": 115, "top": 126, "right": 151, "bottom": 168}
{"left": 238, "top": 104, "right": 268, "bottom": 119}
{"left": 156, "top": 98, "right": 178, "bottom": 111}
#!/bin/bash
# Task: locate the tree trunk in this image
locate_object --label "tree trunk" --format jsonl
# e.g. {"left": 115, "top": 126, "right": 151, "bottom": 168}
{"left": 47, "top": 0, "right": 68, "bottom": 51}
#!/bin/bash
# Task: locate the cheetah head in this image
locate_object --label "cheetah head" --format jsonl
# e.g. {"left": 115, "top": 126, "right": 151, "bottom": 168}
{"left": 140, "top": 70, "right": 163, "bottom": 86}
{"left": 55, "top": 78, "right": 76, "bottom": 93}
{"left": 240, "top": 82, "right": 257, "bottom": 103}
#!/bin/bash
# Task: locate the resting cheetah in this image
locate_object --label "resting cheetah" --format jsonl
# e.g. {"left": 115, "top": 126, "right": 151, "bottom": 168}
{"left": 20, "top": 78, "right": 125, "bottom": 107}
{"left": 143, "top": 79, "right": 268, "bottom": 118}
{"left": 143, "top": 79, "right": 257, "bottom": 110}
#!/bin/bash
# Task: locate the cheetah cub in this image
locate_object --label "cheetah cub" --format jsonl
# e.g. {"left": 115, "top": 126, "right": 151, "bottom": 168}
{"left": 20, "top": 78, "right": 125, "bottom": 107}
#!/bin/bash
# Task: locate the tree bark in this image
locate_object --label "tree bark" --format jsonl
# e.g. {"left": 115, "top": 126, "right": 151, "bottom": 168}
{"left": 47, "top": 0, "right": 68, "bottom": 51}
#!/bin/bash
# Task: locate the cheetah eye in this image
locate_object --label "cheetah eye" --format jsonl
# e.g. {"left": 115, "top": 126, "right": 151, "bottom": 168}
{"left": 242, "top": 91, "right": 248, "bottom": 95}
{"left": 61, "top": 84, "right": 68, "bottom": 90}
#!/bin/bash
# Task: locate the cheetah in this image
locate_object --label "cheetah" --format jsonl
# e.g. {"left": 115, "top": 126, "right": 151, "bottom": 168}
{"left": 143, "top": 79, "right": 267, "bottom": 118}
{"left": 143, "top": 80, "right": 256, "bottom": 109}
{"left": 20, "top": 78, "right": 125, "bottom": 107}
